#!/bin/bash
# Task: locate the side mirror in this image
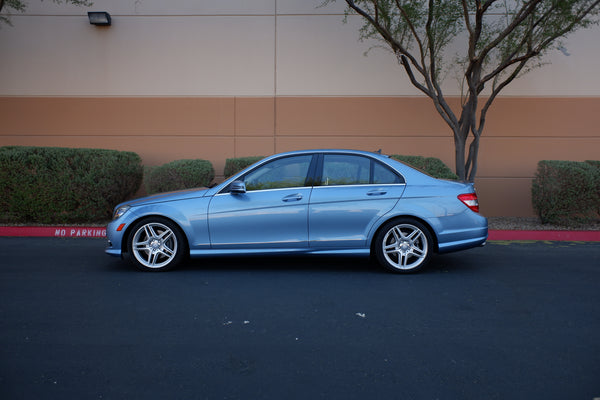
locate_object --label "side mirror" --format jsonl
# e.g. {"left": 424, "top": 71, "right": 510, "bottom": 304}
{"left": 230, "top": 181, "right": 246, "bottom": 194}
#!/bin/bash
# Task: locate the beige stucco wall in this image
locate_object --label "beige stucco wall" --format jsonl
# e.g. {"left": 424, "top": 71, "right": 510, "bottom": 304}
{"left": 2, "top": 1, "right": 599, "bottom": 96}
{"left": 1, "top": 1, "right": 599, "bottom": 217}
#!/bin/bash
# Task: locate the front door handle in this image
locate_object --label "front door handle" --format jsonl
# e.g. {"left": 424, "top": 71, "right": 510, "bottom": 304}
{"left": 282, "top": 194, "right": 303, "bottom": 202}
{"left": 367, "top": 189, "right": 387, "bottom": 196}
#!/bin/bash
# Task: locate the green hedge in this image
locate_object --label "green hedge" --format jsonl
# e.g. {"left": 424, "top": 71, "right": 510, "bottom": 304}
{"left": 586, "top": 160, "right": 600, "bottom": 210}
{"left": 0, "top": 146, "right": 143, "bottom": 224}
{"left": 532, "top": 160, "right": 599, "bottom": 226}
{"left": 224, "top": 156, "right": 264, "bottom": 178}
{"left": 391, "top": 155, "right": 458, "bottom": 180}
{"left": 144, "top": 159, "right": 214, "bottom": 194}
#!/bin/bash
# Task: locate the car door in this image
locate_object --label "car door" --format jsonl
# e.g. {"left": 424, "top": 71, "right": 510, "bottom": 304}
{"left": 309, "top": 154, "right": 406, "bottom": 248}
{"left": 208, "top": 154, "right": 315, "bottom": 249}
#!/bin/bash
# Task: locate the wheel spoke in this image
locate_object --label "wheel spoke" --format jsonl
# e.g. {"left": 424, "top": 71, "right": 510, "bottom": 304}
{"left": 391, "top": 227, "right": 403, "bottom": 242}
{"left": 411, "top": 245, "right": 426, "bottom": 258}
{"left": 144, "top": 225, "right": 156, "bottom": 239}
{"left": 159, "top": 230, "right": 173, "bottom": 241}
{"left": 149, "top": 250, "right": 160, "bottom": 266}
{"left": 158, "top": 245, "right": 174, "bottom": 258}
{"left": 399, "top": 252, "right": 408, "bottom": 266}
{"left": 384, "top": 243, "right": 397, "bottom": 252}
{"left": 133, "top": 236, "right": 150, "bottom": 246}
{"left": 406, "top": 229, "right": 420, "bottom": 241}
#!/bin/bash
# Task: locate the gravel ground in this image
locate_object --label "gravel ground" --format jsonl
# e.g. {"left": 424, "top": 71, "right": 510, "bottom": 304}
{"left": 488, "top": 216, "right": 600, "bottom": 231}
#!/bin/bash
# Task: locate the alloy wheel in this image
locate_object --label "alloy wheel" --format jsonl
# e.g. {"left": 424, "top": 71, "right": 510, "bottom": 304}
{"left": 131, "top": 222, "right": 178, "bottom": 269}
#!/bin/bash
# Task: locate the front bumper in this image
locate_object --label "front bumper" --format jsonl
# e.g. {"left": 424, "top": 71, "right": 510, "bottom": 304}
{"left": 104, "top": 218, "right": 127, "bottom": 257}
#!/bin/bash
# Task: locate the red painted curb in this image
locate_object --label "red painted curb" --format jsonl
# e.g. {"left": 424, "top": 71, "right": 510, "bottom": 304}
{"left": 487, "top": 230, "right": 600, "bottom": 242}
{"left": 0, "top": 226, "right": 598, "bottom": 241}
{"left": 0, "top": 226, "right": 107, "bottom": 238}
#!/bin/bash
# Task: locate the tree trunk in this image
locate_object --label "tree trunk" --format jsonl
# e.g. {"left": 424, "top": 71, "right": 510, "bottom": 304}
{"left": 454, "top": 133, "right": 467, "bottom": 182}
{"left": 466, "top": 135, "right": 480, "bottom": 183}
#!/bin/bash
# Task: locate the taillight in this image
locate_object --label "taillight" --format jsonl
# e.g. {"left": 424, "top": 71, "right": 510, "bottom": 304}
{"left": 458, "top": 193, "right": 480, "bottom": 213}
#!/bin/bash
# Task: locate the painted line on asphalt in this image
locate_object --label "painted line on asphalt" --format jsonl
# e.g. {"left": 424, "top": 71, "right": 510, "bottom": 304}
{"left": 1, "top": 226, "right": 599, "bottom": 241}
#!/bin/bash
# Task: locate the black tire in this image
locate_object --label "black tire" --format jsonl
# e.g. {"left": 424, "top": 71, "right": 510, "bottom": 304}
{"left": 127, "top": 217, "right": 187, "bottom": 272}
{"left": 374, "top": 218, "right": 433, "bottom": 273}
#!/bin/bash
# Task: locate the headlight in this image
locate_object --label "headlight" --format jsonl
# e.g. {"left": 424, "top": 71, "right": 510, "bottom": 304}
{"left": 113, "top": 205, "right": 130, "bottom": 220}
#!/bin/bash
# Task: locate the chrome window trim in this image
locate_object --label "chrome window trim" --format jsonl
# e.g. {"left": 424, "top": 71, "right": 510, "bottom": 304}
{"left": 213, "top": 185, "right": 312, "bottom": 196}
{"left": 311, "top": 183, "right": 407, "bottom": 189}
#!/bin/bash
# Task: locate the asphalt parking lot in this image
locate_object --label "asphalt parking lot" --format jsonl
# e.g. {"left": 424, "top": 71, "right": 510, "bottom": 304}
{"left": 1, "top": 238, "right": 599, "bottom": 400}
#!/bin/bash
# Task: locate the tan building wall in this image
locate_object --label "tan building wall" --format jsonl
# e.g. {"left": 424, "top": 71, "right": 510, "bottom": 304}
{"left": 1, "top": 96, "right": 599, "bottom": 217}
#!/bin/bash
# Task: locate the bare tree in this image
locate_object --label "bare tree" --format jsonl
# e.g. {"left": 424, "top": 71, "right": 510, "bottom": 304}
{"left": 325, "top": 0, "right": 600, "bottom": 181}
{"left": 1, "top": 0, "right": 92, "bottom": 25}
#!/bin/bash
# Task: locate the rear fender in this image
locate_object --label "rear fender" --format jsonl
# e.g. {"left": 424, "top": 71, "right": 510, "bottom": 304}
{"left": 368, "top": 212, "right": 441, "bottom": 253}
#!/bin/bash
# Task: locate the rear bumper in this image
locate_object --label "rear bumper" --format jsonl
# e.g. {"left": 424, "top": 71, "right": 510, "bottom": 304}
{"left": 437, "top": 225, "right": 488, "bottom": 253}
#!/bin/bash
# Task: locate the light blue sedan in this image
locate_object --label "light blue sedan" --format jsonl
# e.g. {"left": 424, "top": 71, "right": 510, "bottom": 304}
{"left": 106, "top": 149, "right": 487, "bottom": 273}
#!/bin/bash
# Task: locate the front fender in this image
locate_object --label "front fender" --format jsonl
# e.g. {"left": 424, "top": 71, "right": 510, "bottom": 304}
{"left": 106, "top": 197, "right": 211, "bottom": 256}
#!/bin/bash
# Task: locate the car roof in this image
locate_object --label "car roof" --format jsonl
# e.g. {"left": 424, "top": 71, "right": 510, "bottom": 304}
{"left": 268, "top": 148, "right": 388, "bottom": 159}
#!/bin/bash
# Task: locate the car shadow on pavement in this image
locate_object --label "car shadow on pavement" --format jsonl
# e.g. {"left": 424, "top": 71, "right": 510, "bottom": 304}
{"left": 105, "top": 251, "right": 483, "bottom": 275}
{"left": 185, "top": 255, "right": 376, "bottom": 273}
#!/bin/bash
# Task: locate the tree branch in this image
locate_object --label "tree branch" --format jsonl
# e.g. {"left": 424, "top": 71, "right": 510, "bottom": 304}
{"left": 397, "top": 54, "right": 430, "bottom": 95}
{"left": 345, "top": 0, "right": 424, "bottom": 75}
{"left": 461, "top": 0, "right": 473, "bottom": 37}
{"left": 479, "top": 59, "right": 528, "bottom": 141}
{"left": 400, "top": 55, "right": 457, "bottom": 129}
{"left": 426, "top": 0, "right": 437, "bottom": 83}
{"left": 478, "top": 0, "right": 544, "bottom": 62}
{"left": 393, "top": 0, "right": 426, "bottom": 63}
{"left": 424, "top": 0, "right": 458, "bottom": 127}
{"left": 480, "top": 0, "right": 600, "bottom": 89}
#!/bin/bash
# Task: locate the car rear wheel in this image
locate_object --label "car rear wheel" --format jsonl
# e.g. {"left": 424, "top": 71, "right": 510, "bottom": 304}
{"left": 374, "top": 219, "right": 433, "bottom": 273}
{"left": 127, "top": 218, "right": 187, "bottom": 272}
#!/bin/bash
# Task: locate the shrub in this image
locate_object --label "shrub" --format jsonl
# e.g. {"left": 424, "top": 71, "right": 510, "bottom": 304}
{"left": 224, "top": 156, "right": 264, "bottom": 178}
{"left": 144, "top": 159, "right": 214, "bottom": 194}
{"left": 0, "top": 146, "right": 143, "bottom": 224}
{"left": 391, "top": 155, "right": 458, "bottom": 180}
{"left": 532, "top": 160, "right": 598, "bottom": 226}
{"left": 585, "top": 160, "right": 600, "bottom": 213}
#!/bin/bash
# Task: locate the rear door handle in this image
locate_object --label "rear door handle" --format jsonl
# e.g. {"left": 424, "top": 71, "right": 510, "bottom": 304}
{"left": 282, "top": 194, "right": 303, "bottom": 202}
{"left": 367, "top": 189, "right": 387, "bottom": 196}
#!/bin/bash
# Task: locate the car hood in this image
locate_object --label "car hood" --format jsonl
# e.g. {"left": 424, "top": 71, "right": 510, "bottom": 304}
{"left": 122, "top": 188, "right": 209, "bottom": 207}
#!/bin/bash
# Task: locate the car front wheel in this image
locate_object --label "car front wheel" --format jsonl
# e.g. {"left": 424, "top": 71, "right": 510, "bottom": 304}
{"left": 374, "top": 219, "right": 433, "bottom": 273}
{"left": 127, "top": 218, "right": 187, "bottom": 272}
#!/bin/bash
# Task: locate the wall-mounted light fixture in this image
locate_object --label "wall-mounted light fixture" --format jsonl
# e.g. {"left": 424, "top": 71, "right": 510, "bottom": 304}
{"left": 88, "top": 12, "right": 112, "bottom": 26}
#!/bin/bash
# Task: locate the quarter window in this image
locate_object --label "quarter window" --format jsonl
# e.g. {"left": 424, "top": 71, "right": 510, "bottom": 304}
{"left": 373, "top": 160, "right": 402, "bottom": 184}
